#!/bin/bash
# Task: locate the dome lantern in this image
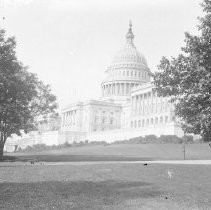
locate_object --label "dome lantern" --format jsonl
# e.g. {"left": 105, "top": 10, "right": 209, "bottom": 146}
{"left": 126, "top": 21, "right": 134, "bottom": 46}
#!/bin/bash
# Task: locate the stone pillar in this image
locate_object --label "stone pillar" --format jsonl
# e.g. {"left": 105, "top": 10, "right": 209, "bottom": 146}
{"left": 143, "top": 93, "right": 146, "bottom": 115}
{"left": 155, "top": 93, "right": 158, "bottom": 113}
{"left": 139, "top": 94, "right": 141, "bottom": 115}
{"left": 102, "top": 86, "right": 104, "bottom": 97}
{"left": 151, "top": 91, "right": 153, "bottom": 113}
{"left": 140, "top": 94, "right": 142, "bottom": 115}
{"left": 63, "top": 113, "right": 66, "bottom": 127}
{"left": 126, "top": 83, "right": 129, "bottom": 94}
{"left": 147, "top": 92, "right": 150, "bottom": 114}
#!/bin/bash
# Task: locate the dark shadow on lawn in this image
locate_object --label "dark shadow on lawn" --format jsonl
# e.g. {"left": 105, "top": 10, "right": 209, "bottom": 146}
{"left": 0, "top": 180, "right": 163, "bottom": 209}
{"left": 1, "top": 154, "right": 154, "bottom": 163}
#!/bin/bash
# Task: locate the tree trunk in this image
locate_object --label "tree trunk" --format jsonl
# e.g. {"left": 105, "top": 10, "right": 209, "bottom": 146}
{"left": 0, "top": 142, "right": 4, "bottom": 160}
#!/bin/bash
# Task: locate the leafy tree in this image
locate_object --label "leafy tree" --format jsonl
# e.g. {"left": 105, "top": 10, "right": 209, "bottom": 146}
{"left": 153, "top": 0, "right": 211, "bottom": 141}
{"left": 0, "top": 29, "right": 57, "bottom": 158}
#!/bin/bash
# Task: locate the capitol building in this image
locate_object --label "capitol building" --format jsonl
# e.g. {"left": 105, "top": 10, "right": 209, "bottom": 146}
{"left": 60, "top": 22, "right": 184, "bottom": 143}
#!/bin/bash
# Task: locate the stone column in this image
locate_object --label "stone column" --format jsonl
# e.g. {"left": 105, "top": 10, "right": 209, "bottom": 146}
{"left": 151, "top": 91, "right": 153, "bottom": 113}
{"left": 63, "top": 113, "right": 65, "bottom": 127}
{"left": 143, "top": 93, "right": 146, "bottom": 115}
{"left": 139, "top": 94, "right": 141, "bottom": 115}
{"left": 139, "top": 94, "right": 142, "bottom": 115}
{"left": 102, "top": 86, "right": 104, "bottom": 97}
{"left": 147, "top": 92, "right": 150, "bottom": 114}
{"left": 155, "top": 92, "right": 157, "bottom": 113}
{"left": 126, "top": 83, "right": 129, "bottom": 94}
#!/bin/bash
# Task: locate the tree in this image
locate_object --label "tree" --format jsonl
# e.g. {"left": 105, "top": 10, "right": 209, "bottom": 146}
{"left": 0, "top": 29, "right": 57, "bottom": 159}
{"left": 153, "top": 0, "right": 211, "bottom": 141}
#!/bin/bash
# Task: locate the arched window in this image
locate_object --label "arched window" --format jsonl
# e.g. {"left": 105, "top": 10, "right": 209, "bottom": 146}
{"left": 138, "top": 120, "right": 141, "bottom": 127}
{"left": 165, "top": 116, "right": 168, "bottom": 123}
{"left": 155, "top": 117, "right": 158, "bottom": 124}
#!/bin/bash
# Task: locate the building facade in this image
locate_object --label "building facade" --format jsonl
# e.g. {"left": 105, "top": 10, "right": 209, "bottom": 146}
{"left": 60, "top": 22, "right": 184, "bottom": 144}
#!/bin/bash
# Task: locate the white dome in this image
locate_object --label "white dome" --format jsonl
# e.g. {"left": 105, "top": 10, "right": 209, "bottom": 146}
{"left": 112, "top": 43, "right": 147, "bottom": 66}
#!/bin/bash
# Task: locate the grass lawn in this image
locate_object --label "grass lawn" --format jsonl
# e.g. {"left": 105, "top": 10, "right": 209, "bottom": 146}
{"left": 1, "top": 144, "right": 211, "bottom": 209}
{"left": 5, "top": 143, "right": 211, "bottom": 162}
{"left": 0, "top": 163, "right": 211, "bottom": 209}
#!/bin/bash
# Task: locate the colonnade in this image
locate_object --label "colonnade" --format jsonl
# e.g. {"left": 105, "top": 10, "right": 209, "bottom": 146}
{"left": 102, "top": 82, "right": 139, "bottom": 96}
{"left": 130, "top": 115, "right": 170, "bottom": 129}
{"left": 131, "top": 91, "right": 169, "bottom": 116}
{"left": 62, "top": 110, "right": 77, "bottom": 127}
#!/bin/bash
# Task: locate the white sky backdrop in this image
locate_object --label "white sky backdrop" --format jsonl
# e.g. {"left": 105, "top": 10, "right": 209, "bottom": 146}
{"left": 0, "top": 0, "right": 202, "bottom": 110}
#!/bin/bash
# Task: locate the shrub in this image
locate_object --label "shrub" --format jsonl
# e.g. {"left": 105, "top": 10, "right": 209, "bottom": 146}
{"left": 158, "top": 135, "right": 183, "bottom": 144}
{"left": 144, "top": 135, "right": 158, "bottom": 143}
{"left": 183, "top": 135, "right": 194, "bottom": 143}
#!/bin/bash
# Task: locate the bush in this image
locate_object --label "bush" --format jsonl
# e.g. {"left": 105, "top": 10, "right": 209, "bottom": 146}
{"left": 183, "top": 135, "right": 194, "bottom": 143}
{"left": 144, "top": 135, "right": 158, "bottom": 143}
{"left": 129, "top": 136, "right": 145, "bottom": 144}
{"left": 158, "top": 135, "right": 183, "bottom": 144}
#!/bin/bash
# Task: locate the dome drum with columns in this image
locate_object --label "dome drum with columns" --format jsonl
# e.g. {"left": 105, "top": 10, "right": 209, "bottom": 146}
{"left": 101, "top": 21, "right": 151, "bottom": 103}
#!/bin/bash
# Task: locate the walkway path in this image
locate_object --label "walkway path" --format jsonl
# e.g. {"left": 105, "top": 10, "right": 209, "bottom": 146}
{"left": 1, "top": 159, "right": 211, "bottom": 166}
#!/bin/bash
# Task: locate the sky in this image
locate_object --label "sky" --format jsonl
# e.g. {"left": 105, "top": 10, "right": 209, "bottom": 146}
{"left": 0, "top": 0, "right": 203, "bottom": 110}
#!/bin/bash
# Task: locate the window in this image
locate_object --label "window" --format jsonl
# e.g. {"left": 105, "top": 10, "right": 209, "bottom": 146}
{"left": 160, "top": 116, "right": 163, "bottom": 123}
{"left": 102, "top": 117, "right": 106, "bottom": 124}
{"left": 131, "top": 121, "right": 133, "bottom": 128}
{"left": 134, "top": 120, "right": 137, "bottom": 128}
{"left": 165, "top": 116, "right": 168, "bottom": 123}
{"left": 110, "top": 118, "right": 114, "bottom": 125}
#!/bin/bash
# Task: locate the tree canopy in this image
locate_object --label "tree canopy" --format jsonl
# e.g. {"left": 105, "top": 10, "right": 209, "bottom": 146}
{"left": 153, "top": 0, "right": 211, "bottom": 141}
{"left": 0, "top": 29, "right": 57, "bottom": 158}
